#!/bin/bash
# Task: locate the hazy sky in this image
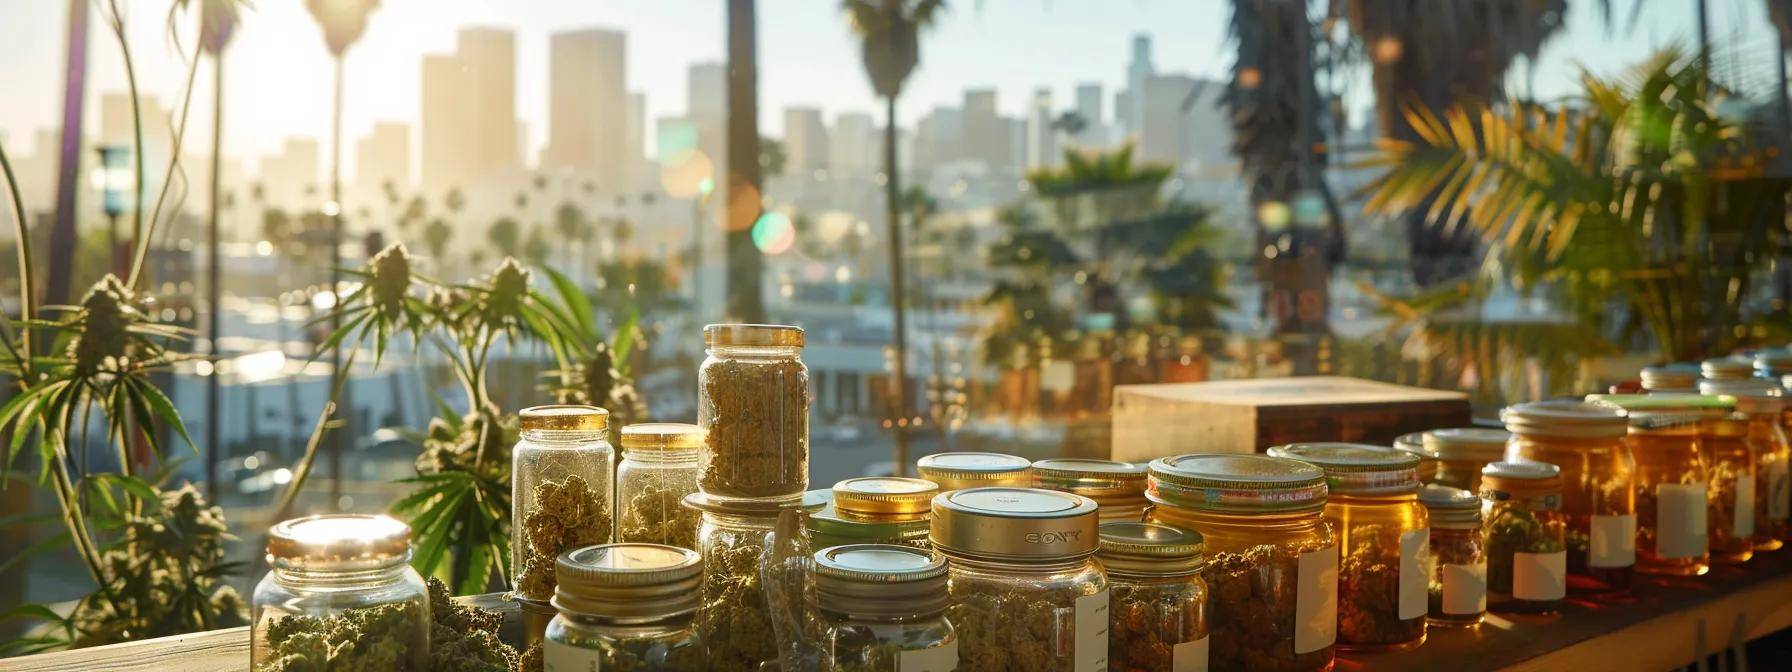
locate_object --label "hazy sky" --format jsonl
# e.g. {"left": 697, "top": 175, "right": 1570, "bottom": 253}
{"left": 0, "top": 0, "right": 1771, "bottom": 170}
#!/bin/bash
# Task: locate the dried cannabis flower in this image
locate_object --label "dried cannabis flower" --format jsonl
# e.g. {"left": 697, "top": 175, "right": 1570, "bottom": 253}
{"left": 617, "top": 483, "right": 700, "bottom": 549}
{"left": 1205, "top": 542, "right": 1334, "bottom": 672}
{"left": 1485, "top": 507, "right": 1564, "bottom": 596}
{"left": 945, "top": 579, "right": 1096, "bottom": 672}
{"left": 1109, "top": 580, "right": 1205, "bottom": 672}
{"left": 517, "top": 474, "right": 611, "bottom": 600}
{"left": 426, "top": 578, "right": 518, "bottom": 672}
{"left": 257, "top": 600, "right": 426, "bottom": 672}
{"left": 698, "top": 536, "right": 777, "bottom": 672}
{"left": 1336, "top": 527, "right": 1422, "bottom": 646}
{"left": 700, "top": 357, "right": 809, "bottom": 498}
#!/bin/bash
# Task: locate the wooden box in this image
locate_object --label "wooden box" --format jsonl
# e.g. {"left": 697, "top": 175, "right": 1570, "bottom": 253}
{"left": 1109, "top": 376, "right": 1471, "bottom": 462}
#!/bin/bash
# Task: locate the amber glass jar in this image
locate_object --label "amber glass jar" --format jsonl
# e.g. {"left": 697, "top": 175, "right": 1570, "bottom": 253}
{"left": 1583, "top": 395, "right": 1718, "bottom": 577}
{"left": 1032, "top": 458, "right": 1149, "bottom": 522}
{"left": 1422, "top": 428, "right": 1511, "bottom": 493}
{"left": 1146, "top": 454, "right": 1337, "bottom": 672}
{"left": 1418, "top": 485, "right": 1484, "bottom": 628}
{"left": 1691, "top": 395, "right": 1758, "bottom": 565}
{"left": 1703, "top": 380, "right": 1790, "bottom": 552}
{"left": 808, "top": 477, "right": 936, "bottom": 550}
{"left": 1269, "top": 443, "right": 1428, "bottom": 652}
{"left": 1480, "top": 461, "right": 1567, "bottom": 615}
{"left": 917, "top": 452, "right": 1032, "bottom": 491}
{"left": 1502, "top": 400, "right": 1633, "bottom": 597}
{"left": 1394, "top": 432, "right": 1438, "bottom": 483}
{"left": 1099, "top": 522, "right": 1209, "bottom": 672}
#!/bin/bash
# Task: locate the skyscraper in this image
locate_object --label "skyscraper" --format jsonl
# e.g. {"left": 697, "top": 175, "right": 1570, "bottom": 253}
{"left": 1074, "top": 83, "right": 1105, "bottom": 147}
{"left": 625, "top": 91, "right": 646, "bottom": 191}
{"left": 1124, "top": 33, "right": 1154, "bottom": 138}
{"left": 829, "top": 112, "right": 877, "bottom": 177}
{"left": 961, "top": 88, "right": 1010, "bottom": 172}
{"left": 783, "top": 107, "right": 829, "bottom": 174}
{"left": 1026, "top": 88, "right": 1059, "bottom": 169}
{"left": 421, "top": 28, "right": 520, "bottom": 193}
{"left": 543, "top": 28, "right": 628, "bottom": 192}
{"left": 354, "top": 122, "right": 411, "bottom": 191}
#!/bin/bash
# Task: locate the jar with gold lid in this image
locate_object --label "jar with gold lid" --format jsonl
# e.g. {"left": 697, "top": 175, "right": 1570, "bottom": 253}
{"left": 1145, "top": 454, "right": 1336, "bottom": 672}
{"left": 917, "top": 452, "right": 1032, "bottom": 491}
{"left": 1502, "top": 400, "right": 1635, "bottom": 596}
{"left": 808, "top": 477, "right": 937, "bottom": 550}
{"left": 1422, "top": 428, "right": 1510, "bottom": 493}
{"left": 514, "top": 405, "right": 615, "bottom": 604}
{"left": 252, "top": 514, "right": 431, "bottom": 671}
{"left": 1268, "top": 443, "right": 1428, "bottom": 651}
{"left": 1586, "top": 394, "right": 1719, "bottom": 577}
{"left": 1419, "top": 485, "right": 1485, "bottom": 628}
{"left": 543, "top": 543, "right": 704, "bottom": 672}
{"left": 1690, "top": 387, "right": 1757, "bottom": 564}
{"left": 699, "top": 323, "right": 809, "bottom": 505}
{"left": 1701, "top": 379, "right": 1789, "bottom": 552}
{"left": 812, "top": 544, "right": 958, "bottom": 672}
{"left": 616, "top": 423, "right": 703, "bottom": 549}
{"left": 1395, "top": 432, "right": 1438, "bottom": 483}
{"left": 1480, "top": 461, "right": 1567, "bottom": 615}
{"left": 1640, "top": 364, "right": 1701, "bottom": 393}
{"left": 931, "top": 487, "right": 1107, "bottom": 672}
{"left": 1099, "top": 522, "right": 1209, "bottom": 672}
{"left": 1032, "top": 458, "right": 1149, "bottom": 522}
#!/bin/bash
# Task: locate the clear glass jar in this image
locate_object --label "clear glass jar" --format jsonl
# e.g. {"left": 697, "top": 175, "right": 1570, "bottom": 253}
{"left": 809, "top": 477, "right": 937, "bottom": 550}
{"left": 513, "top": 405, "right": 615, "bottom": 603}
{"left": 813, "top": 544, "right": 958, "bottom": 672}
{"left": 1099, "top": 522, "right": 1209, "bottom": 672}
{"left": 543, "top": 543, "right": 704, "bottom": 672}
{"left": 687, "top": 494, "right": 808, "bottom": 672}
{"left": 1033, "top": 458, "right": 1149, "bottom": 522}
{"left": 252, "top": 515, "right": 430, "bottom": 671}
{"left": 917, "top": 452, "right": 1032, "bottom": 492}
{"left": 1705, "top": 380, "right": 1791, "bottom": 552}
{"left": 931, "top": 487, "right": 1108, "bottom": 672}
{"left": 1422, "top": 428, "right": 1510, "bottom": 493}
{"left": 1419, "top": 485, "right": 1485, "bottom": 628}
{"left": 1394, "top": 432, "right": 1437, "bottom": 484}
{"left": 1585, "top": 398, "right": 1717, "bottom": 577}
{"left": 1479, "top": 461, "right": 1567, "bottom": 615}
{"left": 1146, "top": 454, "right": 1337, "bottom": 672}
{"left": 1696, "top": 405, "right": 1758, "bottom": 565}
{"left": 1502, "top": 400, "right": 1635, "bottom": 597}
{"left": 1269, "top": 443, "right": 1428, "bottom": 651}
{"left": 698, "top": 323, "right": 809, "bottom": 504}
{"left": 616, "top": 423, "right": 704, "bottom": 550}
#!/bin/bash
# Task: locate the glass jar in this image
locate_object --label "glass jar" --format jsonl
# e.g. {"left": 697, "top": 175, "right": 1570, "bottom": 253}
{"left": 1692, "top": 394, "right": 1758, "bottom": 565}
{"left": 543, "top": 543, "right": 704, "bottom": 672}
{"left": 1480, "top": 461, "right": 1567, "bottom": 615}
{"left": 931, "top": 487, "right": 1108, "bottom": 672}
{"left": 916, "top": 452, "right": 1032, "bottom": 491}
{"left": 1032, "top": 458, "right": 1149, "bottom": 522}
{"left": 252, "top": 515, "right": 430, "bottom": 671}
{"left": 1418, "top": 485, "right": 1485, "bottom": 628}
{"left": 1702, "top": 380, "right": 1790, "bottom": 551}
{"left": 1145, "top": 454, "right": 1337, "bottom": 672}
{"left": 513, "top": 405, "right": 615, "bottom": 604}
{"left": 699, "top": 323, "right": 809, "bottom": 504}
{"left": 1640, "top": 363, "right": 1700, "bottom": 393}
{"left": 809, "top": 477, "right": 937, "bottom": 550}
{"left": 1502, "top": 400, "right": 1634, "bottom": 597}
{"left": 1422, "top": 428, "right": 1510, "bottom": 493}
{"left": 1268, "top": 443, "right": 1428, "bottom": 652}
{"left": 1584, "top": 396, "right": 1718, "bottom": 577}
{"left": 616, "top": 423, "right": 704, "bottom": 550}
{"left": 686, "top": 493, "right": 809, "bottom": 672}
{"left": 1394, "top": 432, "right": 1438, "bottom": 484}
{"left": 812, "top": 544, "right": 958, "bottom": 672}
{"left": 1702, "top": 357, "right": 1755, "bottom": 382}
{"left": 1099, "top": 522, "right": 1209, "bottom": 672}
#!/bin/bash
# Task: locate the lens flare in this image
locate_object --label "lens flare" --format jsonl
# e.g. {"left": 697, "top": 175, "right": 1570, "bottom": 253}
{"left": 751, "top": 211, "right": 796, "bottom": 255}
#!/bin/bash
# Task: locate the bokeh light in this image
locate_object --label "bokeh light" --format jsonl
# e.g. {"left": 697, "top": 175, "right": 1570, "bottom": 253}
{"left": 657, "top": 120, "right": 699, "bottom": 165}
{"left": 751, "top": 211, "right": 796, "bottom": 255}
{"left": 659, "top": 150, "right": 713, "bottom": 199}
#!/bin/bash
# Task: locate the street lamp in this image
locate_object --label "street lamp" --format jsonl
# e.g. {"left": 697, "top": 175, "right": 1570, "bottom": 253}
{"left": 92, "top": 145, "right": 132, "bottom": 276}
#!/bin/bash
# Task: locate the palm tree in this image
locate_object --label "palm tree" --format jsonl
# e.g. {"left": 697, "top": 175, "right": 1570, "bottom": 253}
{"left": 423, "top": 218, "right": 452, "bottom": 273}
{"left": 488, "top": 217, "right": 522, "bottom": 258}
{"left": 726, "top": 0, "right": 767, "bottom": 322}
{"left": 844, "top": 0, "right": 945, "bottom": 476}
{"left": 554, "top": 201, "right": 585, "bottom": 270}
{"left": 523, "top": 227, "right": 550, "bottom": 266}
{"left": 45, "top": 0, "right": 93, "bottom": 308}
{"left": 198, "top": 0, "right": 240, "bottom": 501}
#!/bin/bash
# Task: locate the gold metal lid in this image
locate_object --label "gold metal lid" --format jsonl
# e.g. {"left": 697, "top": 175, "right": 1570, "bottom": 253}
{"left": 929, "top": 487, "right": 1100, "bottom": 562}
{"left": 1096, "top": 522, "right": 1203, "bottom": 575}
{"left": 833, "top": 477, "right": 938, "bottom": 518}
{"left": 1501, "top": 400, "right": 1628, "bottom": 439}
{"left": 1421, "top": 428, "right": 1511, "bottom": 462}
{"left": 1701, "top": 357, "right": 1755, "bottom": 381}
{"left": 1699, "top": 379, "right": 1783, "bottom": 414}
{"left": 1266, "top": 442, "right": 1420, "bottom": 495}
{"left": 519, "top": 404, "right": 609, "bottom": 432}
{"left": 619, "top": 422, "right": 704, "bottom": 451}
{"left": 703, "top": 323, "right": 805, "bottom": 347}
{"left": 1031, "top": 458, "right": 1147, "bottom": 497}
{"left": 1146, "top": 453, "right": 1328, "bottom": 514}
{"left": 1418, "top": 485, "right": 1482, "bottom": 528}
{"left": 811, "top": 544, "right": 949, "bottom": 618}
{"left": 267, "top": 514, "right": 411, "bottom": 571}
{"left": 916, "top": 452, "right": 1032, "bottom": 481}
{"left": 807, "top": 504, "right": 930, "bottom": 542}
{"left": 551, "top": 543, "right": 702, "bottom": 622}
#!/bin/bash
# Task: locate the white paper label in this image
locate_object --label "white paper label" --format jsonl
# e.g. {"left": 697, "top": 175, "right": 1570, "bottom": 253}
{"left": 1042, "top": 360, "right": 1076, "bottom": 392}
{"left": 1589, "top": 514, "right": 1637, "bottom": 568}
{"left": 1294, "top": 544, "right": 1338, "bottom": 654}
{"left": 1734, "top": 474, "right": 1756, "bottom": 538}
{"left": 1442, "top": 562, "right": 1486, "bottom": 615}
{"left": 543, "top": 639, "right": 601, "bottom": 672}
{"left": 1398, "top": 529, "right": 1429, "bottom": 620}
{"left": 1769, "top": 462, "right": 1790, "bottom": 521}
{"left": 1513, "top": 550, "right": 1566, "bottom": 601}
{"left": 1172, "top": 636, "right": 1209, "bottom": 672}
{"left": 1657, "top": 483, "right": 1708, "bottom": 559}
{"left": 1074, "top": 590, "right": 1110, "bottom": 672}
{"left": 897, "top": 641, "right": 958, "bottom": 672}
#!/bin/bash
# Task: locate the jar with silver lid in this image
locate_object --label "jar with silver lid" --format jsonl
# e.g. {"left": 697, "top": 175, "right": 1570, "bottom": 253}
{"left": 1394, "top": 432, "right": 1437, "bottom": 483}
{"left": 812, "top": 544, "right": 958, "bottom": 672}
{"left": 916, "top": 452, "right": 1032, "bottom": 491}
{"left": 1099, "top": 522, "right": 1208, "bottom": 672}
{"left": 1032, "top": 458, "right": 1148, "bottom": 522}
{"left": 543, "top": 543, "right": 704, "bottom": 672}
{"left": 1421, "top": 428, "right": 1510, "bottom": 493}
{"left": 1419, "top": 485, "right": 1485, "bottom": 628}
{"left": 252, "top": 514, "right": 430, "bottom": 671}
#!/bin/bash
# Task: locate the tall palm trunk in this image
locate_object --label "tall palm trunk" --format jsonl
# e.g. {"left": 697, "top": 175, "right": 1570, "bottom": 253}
{"left": 724, "top": 0, "right": 765, "bottom": 322}
{"left": 205, "top": 48, "right": 225, "bottom": 501}
{"left": 884, "top": 93, "right": 910, "bottom": 475}
{"left": 328, "top": 55, "right": 346, "bottom": 504}
{"left": 47, "top": 0, "right": 91, "bottom": 307}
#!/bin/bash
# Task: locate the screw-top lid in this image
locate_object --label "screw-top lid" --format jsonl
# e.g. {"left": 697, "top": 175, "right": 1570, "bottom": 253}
{"left": 1702, "top": 357, "right": 1755, "bottom": 381}
{"left": 917, "top": 452, "right": 1033, "bottom": 488}
{"left": 1096, "top": 522, "right": 1203, "bottom": 575}
{"left": 811, "top": 544, "right": 949, "bottom": 619}
{"left": 1421, "top": 428, "right": 1512, "bottom": 462}
{"left": 929, "top": 487, "right": 1100, "bottom": 562}
{"left": 832, "top": 477, "right": 938, "bottom": 519}
{"left": 703, "top": 323, "right": 804, "bottom": 347}
{"left": 1641, "top": 363, "right": 1702, "bottom": 392}
{"left": 619, "top": 423, "right": 703, "bottom": 452}
{"left": 1032, "top": 459, "right": 1147, "bottom": 513}
{"left": 1585, "top": 392, "right": 1735, "bottom": 413}
{"left": 1147, "top": 453, "right": 1328, "bottom": 514}
{"left": 806, "top": 504, "right": 930, "bottom": 544}
{"left": 551, "top": 543, "right": 702, "bottom": 622}
{"left": 519, "top": 404, "right": 609, "bottom": 432}
{"left": 267, "top": 514, "right": 411, "bottom": 571}
{"left": 1480, "top": 460, "right": 1563, "bottom": 504}
{"left": 682, "top": 491, "right": 818, "bottom": 516}
{"left": 1755, "top": 349, "right": 1792, "bottom": 374}
{"left": 1418, "top": 484, "right": 1482, "bottom": 528}
{"left": 1393, "top": 432, "right": 1425, "bottom": 453}
{"left": 1699, "top": 379, "right": 1783, "bottom": 414}
{"left": 1267, "top": 443, "right": 1421, "bottom": 495}
{"left": 1501, "top": 400, "right": 1628, "bottom": 439}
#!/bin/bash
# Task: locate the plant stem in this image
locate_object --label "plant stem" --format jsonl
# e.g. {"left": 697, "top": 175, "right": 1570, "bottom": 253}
{"left": 0, "top": 140, "right": 36, "bottom": 378}
{"left": 128, "top": 35, "right": 204, "bottom": 291}
{"left": 104, "top": 0, "right": 144, "bottom": 281}
{"left": 267, "top": 347, "right": 358, "bottom": 527}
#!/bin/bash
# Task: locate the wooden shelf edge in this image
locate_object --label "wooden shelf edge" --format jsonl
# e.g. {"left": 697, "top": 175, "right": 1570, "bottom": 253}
{"left": 1505, "top": 571, "right": 1792, "bottom": 671}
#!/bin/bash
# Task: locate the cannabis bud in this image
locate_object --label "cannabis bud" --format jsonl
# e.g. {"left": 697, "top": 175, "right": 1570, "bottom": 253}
{"left": 68, "top": 274, "right": 139, "bottom": 375}
{"left": 368, "top": 243, "right": 415, "bottom": 318}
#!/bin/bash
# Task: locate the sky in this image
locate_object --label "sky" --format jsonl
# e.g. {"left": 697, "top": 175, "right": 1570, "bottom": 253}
{"left": 0, "top": 0, "right": 1775, "bottom": 171}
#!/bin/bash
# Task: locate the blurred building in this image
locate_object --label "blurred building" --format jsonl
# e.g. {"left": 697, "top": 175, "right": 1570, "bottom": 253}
{"left": 830, "top": 111, "right": 877, "bottom": 176}
{"left": 354, "top": 122, "right": 411, "bottom": 193}
{"left": 783, "top": 106, "right": 829, "bottom": 174}
{"left": 258, "top": 138, "right": 321, "bottom": 209}
{"left": 542, "top": 28, "right": 628, "bottom": 193}
{"left": 961, "top": 89, "right": 1011, "bottom": 173}
{"left": 1120, "top": 33, "right": 1154, "bottom": 139}
{"left": 1073, "top": 82, "right": 1107, "bottom": 148}
{"left": 421, "top": 27, "right": 520, "bottom": 193}
{"left": 1026, "top": 88, "right": 1059, "bottom": 169}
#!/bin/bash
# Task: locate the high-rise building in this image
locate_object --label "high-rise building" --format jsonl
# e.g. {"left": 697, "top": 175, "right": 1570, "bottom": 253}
{"left": 912, "top": 105, "right": 963, "bottom": 174}
{"left": 542, "top": 29, "right": 627, "bottom": 192}
{"left": 259, "top": 137, "right": 321, "bottom": 208}
{"left": 1074, "top": 83, "right": 1105, "bottom": 147}
{"left": 355, "top": 122, "right": 411, "bottom": 191}
{"left": 1026, "top": 88, "right": 1059, "bottom": 169}
{"left": 625, "top": 91, "right": 646, "bottom": 190}
{"left": 961, "top": 88, "right": 1010, "bottom": 172}
{"left": 783, "top": 107, "right": 829, "bottom": 174}
{"left": 421, "top": 27, "right": 520, "bottom": 192}
{"left": 829, "top": 112, "right": 878, "bottom": 176}
{"left": 1124, "top": 33, "right": 1155, "bottom": 137}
